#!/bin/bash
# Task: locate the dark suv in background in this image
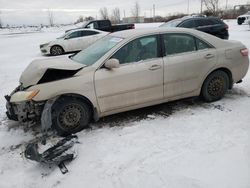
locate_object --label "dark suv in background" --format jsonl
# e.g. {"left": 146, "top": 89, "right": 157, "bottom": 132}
{"left": 160, "top": 17, "right": 229, "bottom": 39}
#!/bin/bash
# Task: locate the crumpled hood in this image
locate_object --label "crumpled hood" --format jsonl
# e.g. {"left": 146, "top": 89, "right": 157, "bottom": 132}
{"left": 20, "top": 56, "right": 85, "bottom": 87}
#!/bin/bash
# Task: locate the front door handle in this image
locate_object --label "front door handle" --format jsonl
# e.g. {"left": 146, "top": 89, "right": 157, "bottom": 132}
{"left": 204, "top": 54, "right": 215, "bottom": 59}
{"left": 149, "top": 64, "right": 161, "bottom": 71}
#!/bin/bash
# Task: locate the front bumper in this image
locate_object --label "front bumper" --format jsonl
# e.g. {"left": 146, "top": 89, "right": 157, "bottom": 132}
{"left": 5, "top": 96, "right": 45, "bottom": 124}
{"left": 40, "top": 45, "right": 50, "bottom": 55}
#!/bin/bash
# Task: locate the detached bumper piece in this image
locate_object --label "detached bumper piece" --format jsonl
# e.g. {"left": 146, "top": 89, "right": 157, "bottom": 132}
{"left": 24, "top": 135, "right": 78, "bottom": 174}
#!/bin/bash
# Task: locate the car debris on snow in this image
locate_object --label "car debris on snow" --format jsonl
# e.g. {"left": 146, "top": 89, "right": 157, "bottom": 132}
{"left": 24, "top": 135, "right": 78, "bottom": 174}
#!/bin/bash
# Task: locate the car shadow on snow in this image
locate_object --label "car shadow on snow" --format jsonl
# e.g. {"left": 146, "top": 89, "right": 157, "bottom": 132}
{"left": 93, "top": 87, "right": 250, "bottom": 128}
{"left": 1, "top": 87, "right": 249, "bottom": 135}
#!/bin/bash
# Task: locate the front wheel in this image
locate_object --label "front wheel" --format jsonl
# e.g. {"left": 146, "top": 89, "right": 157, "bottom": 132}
{"left": 201, "top": 70, "right": 229, "bottom": 102}
{"left": 51, "top": 97, "right": 91, "bottom": 136}
{"left": 50, "top": 45, "right": 64, "bottom": 56}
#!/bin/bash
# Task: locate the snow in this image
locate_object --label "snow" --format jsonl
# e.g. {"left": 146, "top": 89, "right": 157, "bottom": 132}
{"left": 0, "top": 20, "right": 250, "bottom": 188}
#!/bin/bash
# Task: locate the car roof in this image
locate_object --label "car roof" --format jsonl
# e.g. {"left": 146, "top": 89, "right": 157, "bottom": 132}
{"left": 110, "top": 27, "right": 199, "bottom": 38}
{"left": 67, "top": 28, "right": 106, "bottom": 34}
{"left": 171, "top": 16, "right": 220, "bottom": 23}
{"left": 109, "top": 27, "right": 227, "bottom": 48}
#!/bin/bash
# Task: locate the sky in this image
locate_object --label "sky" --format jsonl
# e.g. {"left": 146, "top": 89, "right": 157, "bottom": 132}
{"left": 0, "top": 0, "right": 249, "bottom": 26}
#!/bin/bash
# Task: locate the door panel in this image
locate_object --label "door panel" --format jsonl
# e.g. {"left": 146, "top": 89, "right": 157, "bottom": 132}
{"left": 162, "top": 33, "right": 217, "bottom": 98}
{"left": 95, "top": 58, "right": 164, "bottom": 112}
{"left": 94, "top": 34, "right": 163, "bottom": 113}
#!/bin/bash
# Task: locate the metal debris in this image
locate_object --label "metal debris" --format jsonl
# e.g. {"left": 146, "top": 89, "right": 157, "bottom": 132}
{"left": 24, "top": 135, "right": 78, "bottom": 174}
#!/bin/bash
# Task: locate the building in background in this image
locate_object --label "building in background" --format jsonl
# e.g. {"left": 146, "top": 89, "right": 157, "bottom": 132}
{"left": 122, "top": 16, "right": 145, "bottom": 23}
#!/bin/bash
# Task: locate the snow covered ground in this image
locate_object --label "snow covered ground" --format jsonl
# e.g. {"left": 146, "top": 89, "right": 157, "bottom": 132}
{"left": 0, "top": 20, "right": 250, "bottom": 188}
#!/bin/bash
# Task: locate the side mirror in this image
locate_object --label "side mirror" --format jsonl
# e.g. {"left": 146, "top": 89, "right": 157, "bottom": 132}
{"left": 64, "top": 36, "right": 70, "bottom": 40}
{"left": 104, "top": 58, "right": 120, "bottom": 69}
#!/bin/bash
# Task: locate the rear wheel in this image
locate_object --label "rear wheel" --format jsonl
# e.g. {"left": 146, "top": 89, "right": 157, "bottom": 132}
{"left": 201, "top": 70, "right": 229, "bottom": 102}
{"left": 50, "top": 45, "right": 64, "bottom": 56}
{"left": 52, "top": 97, "right": 91, "bottom": 136}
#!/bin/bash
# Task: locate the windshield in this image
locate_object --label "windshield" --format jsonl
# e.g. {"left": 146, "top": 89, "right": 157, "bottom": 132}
{"left": 71, "top": 36, "right": 123, "bottom": 66}
{"left": 160, "top": 20, "right": 182, "bottom": 27}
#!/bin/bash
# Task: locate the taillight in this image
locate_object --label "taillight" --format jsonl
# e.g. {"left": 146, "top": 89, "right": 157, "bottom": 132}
{"left": 240, "top": 48, "right": 249, "bottom": 56}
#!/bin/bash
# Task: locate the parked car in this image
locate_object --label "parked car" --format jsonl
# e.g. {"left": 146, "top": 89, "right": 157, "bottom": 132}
{"left": 160, "top": 17, "right": 229, "bottom": 39}
{"left": 237, "top": 11, "right": 250, "bottom": 25}
{"left": 66, "top": 19, "right": 135, "bottom": 33}
{"left": 40, "top": 28, "right": 109, "bottom": 56}
{"left": 6, "top": 28, "right": 249, "bottom": 136}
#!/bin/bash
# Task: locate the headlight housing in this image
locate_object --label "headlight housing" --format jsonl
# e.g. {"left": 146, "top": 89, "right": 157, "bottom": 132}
{"left": 10, "top": 90, "right": 40, "bottom": 103}
{"left": 40, "top": 43, "right": 50, "bottom": 48}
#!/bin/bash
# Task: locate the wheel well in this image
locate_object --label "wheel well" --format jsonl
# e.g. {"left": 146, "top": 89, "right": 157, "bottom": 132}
{"left": 54, "top": 94, "right": 98, "bottom": 121}
{"left": 206, "top": 68, "right": 233, "bottom": 89}
{"left": 50, "top": 45, "right": 64, "bottom": 53}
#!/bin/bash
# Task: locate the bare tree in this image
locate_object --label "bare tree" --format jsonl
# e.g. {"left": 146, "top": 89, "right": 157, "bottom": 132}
{"left": 111, "top": 8, "right": 121, "bottom": 24}
{"left": 99, "top": 7, "right": 109, "bottom": 20}
{"left": 131, "top": 1, "right": 140, "bottom": 22}
{"left": 47, "top": 9, "right": 54, "bottom": 27}
{"left": 203, "top": 0, "right": 219, "bottom": 15}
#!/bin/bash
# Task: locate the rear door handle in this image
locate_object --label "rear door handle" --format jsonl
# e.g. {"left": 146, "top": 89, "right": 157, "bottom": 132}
{"left": 149, "top": 64, "right": 161, "bottom": 71}
{"left": 204, "top": 54, "right": 215, "bottom": 59}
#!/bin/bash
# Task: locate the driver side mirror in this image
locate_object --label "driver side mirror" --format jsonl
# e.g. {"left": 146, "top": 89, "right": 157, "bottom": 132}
{"left": 104, "top": 59, "right": 120, "bottom": 69}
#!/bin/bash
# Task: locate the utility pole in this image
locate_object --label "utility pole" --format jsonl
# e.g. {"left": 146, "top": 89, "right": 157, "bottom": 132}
{"left": 187, "top": 0, "right": 190, "bottom": 15}
{"left": 200, "top": 0, "right": 203, "bottom": 14}
{"left": 153, "top": 4, "right": 155, "bottom": 21}
{"left": 226, "top": 0, "right": 228, "bottom": 10}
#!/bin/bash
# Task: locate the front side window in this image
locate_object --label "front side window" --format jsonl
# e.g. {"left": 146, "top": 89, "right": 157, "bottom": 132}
{"left": 163, "top": 34, "right": 196, "bottom": 56}
{"left": 112, "top": 35, "right": 158, "bottom": 64}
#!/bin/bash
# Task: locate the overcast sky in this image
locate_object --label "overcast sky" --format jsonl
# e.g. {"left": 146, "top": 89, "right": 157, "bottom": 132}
{"left": 0, "top": 0, "right": 249, "bottom": 25}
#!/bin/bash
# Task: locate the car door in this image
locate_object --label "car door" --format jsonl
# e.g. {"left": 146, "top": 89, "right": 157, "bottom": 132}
{"left": 64, "top": 31, "right": 83, "bottom": 51}
{"left": 162, "top": 33, "right": 217, "bottom": 98}
{"left": 94, "top": 35, "right": 164, "bottom": 113}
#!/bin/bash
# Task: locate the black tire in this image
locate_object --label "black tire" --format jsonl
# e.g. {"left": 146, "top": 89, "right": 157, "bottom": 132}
{"left": 50, "top": 45, "right": 64, "bottom": 56}
{"left": 51, "top": 97, "right": 91, "bottom": 136}
{"left": 201, "top": 70, "right": 229, "bottom": 102}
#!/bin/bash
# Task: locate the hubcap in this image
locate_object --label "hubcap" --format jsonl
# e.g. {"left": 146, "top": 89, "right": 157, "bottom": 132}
{"left": 59, "top": 104, "right": 82, "bottom": 129}
{"left": 51, "top": 46, "right": 62, "bottom": 55}
{"left": 208, "top": 76, "right": 224, "bottom": 97}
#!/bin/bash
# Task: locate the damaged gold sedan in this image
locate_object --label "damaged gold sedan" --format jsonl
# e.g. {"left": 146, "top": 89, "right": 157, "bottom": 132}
{"left": 5, "top": 28, "right": 249, "bottom": 136}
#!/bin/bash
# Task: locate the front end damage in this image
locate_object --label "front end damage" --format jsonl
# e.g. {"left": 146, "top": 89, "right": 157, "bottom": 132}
{"left": 5, "top": 85, "right": 45, "bottom": 126}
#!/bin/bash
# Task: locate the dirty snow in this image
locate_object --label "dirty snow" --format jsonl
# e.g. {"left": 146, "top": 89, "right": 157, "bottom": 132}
{"left": 0, "top": 20, "right": 250, "bottom": 188}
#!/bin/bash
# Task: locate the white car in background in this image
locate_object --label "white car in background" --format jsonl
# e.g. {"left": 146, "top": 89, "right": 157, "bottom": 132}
{"left": 237, "top": 11, "right": 250, "bottom": 25}
{"left": 40, "top": 29, "right": 109, "bottom": 56}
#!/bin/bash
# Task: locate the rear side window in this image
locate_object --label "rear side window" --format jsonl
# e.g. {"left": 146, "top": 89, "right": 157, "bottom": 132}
{"left": 163, "top": 33, "right": 196, "bottom": 55}
{"left": 81, "top": 30, "right": 99, "bottom": 37}
{"left": 179, "top": 20, "right": 196, "bottom": 28}
{"left": 195, "top": 19, "right": 207, "bottom": 26}
{"left": 68, "top": 31, "right": 81, "bottom": 39}
{"left": 163, "top": 33, "right": 213, "bottom": 55}
{"left": 196, "top": 38, "right": 212, "bottom": 50}
{"left": 112, "top": 35, "right": 158, "bottom": 64}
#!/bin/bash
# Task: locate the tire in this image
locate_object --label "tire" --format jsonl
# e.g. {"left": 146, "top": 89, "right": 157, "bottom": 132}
{"left": 51, "top": 97, "right": 91, "bottom": 136}
{"left": 50, "top": 45, "right": 64, "bottom": 56}
{"left": 201, "top": 70, "right": 229, "bottom": 102}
